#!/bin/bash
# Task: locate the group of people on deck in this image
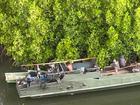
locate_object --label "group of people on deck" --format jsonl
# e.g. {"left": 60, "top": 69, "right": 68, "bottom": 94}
{"left": 111, "top": 55, "right": 126, "bottom": 73}
{"left": 25, "top": 61, "right": 78, "bottom": 87}
{"left": 25, "top": 63, "right": 66, "bottom": 87}
{"left": 19, "top": 56, "right": 127, "bottom": 88}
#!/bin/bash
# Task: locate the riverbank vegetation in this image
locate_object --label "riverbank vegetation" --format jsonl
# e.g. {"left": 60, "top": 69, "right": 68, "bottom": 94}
{"left": 0, "top": 0, "right": 140, "bottom": 67}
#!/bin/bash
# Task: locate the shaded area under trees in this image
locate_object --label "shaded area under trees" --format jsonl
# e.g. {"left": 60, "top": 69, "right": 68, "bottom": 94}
{"left": 0, "top": 0, "right": 140, "bottom": 67}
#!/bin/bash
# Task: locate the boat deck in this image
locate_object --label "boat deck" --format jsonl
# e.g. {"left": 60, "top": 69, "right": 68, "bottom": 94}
{"left": 17, "top": 71, "right": 140, "bottom": 98}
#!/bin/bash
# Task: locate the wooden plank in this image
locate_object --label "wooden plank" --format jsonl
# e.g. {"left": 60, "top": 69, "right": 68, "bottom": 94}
{"left": 103, "top": 63, "right": 140, "bottom": 71}
{"left": 21, "top": 57, "right": 95, "bottom": 67}
{"left": 119, "top": 63, "right": 140, "bottom": 70}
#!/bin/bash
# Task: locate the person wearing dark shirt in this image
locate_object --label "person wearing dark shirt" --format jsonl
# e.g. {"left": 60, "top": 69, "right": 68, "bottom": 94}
{"left": 119, "top": 55, "right": 126, "bottom": 67}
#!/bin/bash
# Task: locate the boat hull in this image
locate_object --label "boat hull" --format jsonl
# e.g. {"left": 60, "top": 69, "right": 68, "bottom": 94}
{"left": 16, "top": 72, "right": 140, "bottom": 98}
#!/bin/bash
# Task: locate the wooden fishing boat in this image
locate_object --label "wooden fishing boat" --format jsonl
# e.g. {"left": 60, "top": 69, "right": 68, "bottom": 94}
{"left": 16, "top": 63, "right": 140, "bottom": 98}
{"left": 5, "top": 57, "right": 140, "bottom": 98}
{"left": 5, "top": 57, "right": 98, "bottom": 83}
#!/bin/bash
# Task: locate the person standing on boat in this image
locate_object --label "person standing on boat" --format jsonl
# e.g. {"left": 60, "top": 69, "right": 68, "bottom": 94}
{"left": 119, "top": 55, "right": 126, "bottom": 67}
{"left": 111, "top": 59, "right": 120, "bottom": 73}
{"left": 66, "top": 62, "right": 73, "bottom": 72}
{"left": 26, "top": 74, "right": 32, "bottom": 87}
{"left": 39, "top": 73, "right": 47, "bottom": 89}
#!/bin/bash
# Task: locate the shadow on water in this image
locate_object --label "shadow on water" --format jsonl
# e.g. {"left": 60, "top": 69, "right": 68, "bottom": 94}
{"left": 0, "top": 58, "right": 140, "bottom": 105}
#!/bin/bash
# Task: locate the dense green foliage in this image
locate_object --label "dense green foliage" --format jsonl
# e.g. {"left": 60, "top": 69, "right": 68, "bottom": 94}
{"left": 1, "top": 0, "right": 140, "bottom": 67}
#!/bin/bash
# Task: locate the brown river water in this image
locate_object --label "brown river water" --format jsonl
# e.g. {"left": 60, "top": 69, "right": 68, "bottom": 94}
{"left": 0, "top": 60, "right": 140, "bottom": 105}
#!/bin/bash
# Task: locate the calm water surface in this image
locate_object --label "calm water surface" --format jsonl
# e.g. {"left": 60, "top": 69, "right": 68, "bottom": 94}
{"left": 0, "top": 60, "right": 140, "bottom": 105}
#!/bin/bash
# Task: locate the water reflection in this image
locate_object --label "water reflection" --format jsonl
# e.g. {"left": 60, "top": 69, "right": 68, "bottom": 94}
{"left": 0, "top": 61, "right": 140, "bottom": 105}
{"left": 0, "top": 96, "right": 3, "bottom": 105}
{"left": 0, "top": 81, "right": 4, "bottom": 105}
